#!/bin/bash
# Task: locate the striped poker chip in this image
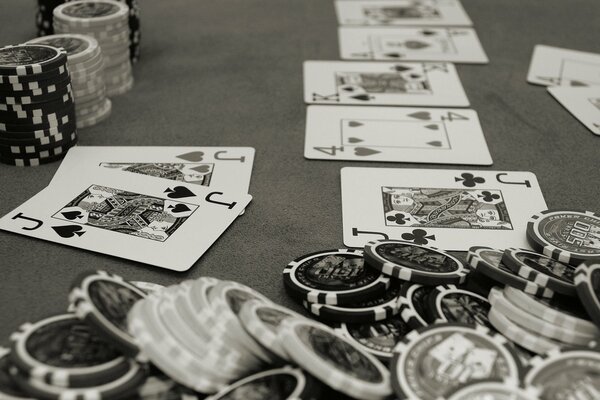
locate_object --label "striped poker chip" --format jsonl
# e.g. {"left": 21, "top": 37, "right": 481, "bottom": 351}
{"left": 445, "top": 381, "right": 540, "bottom": 400}
{"left": 364, "top": 239, "right": 469, "bottom": 285}
{"left": 54, "top": 1, "right": 130, "bottom": 28}
{"left": 397, "top": 283, "right": 436, "bottom": 330}
{"left": 526, "top": 209, "right": 600, "bottom": 266}
{"left": 0, "top": 132, "right": 77, "bottom": 156}
{"left": 574, "top": 262, "right": 600, "bottom": 331}
{"left": 283, "top": 248, "right": 391, "bottom": 305}
{"left": 425, "top": 284, "right": 492, "bottom": 327}
{"left": 502, "top": 247, "right": 577, "bottom": 296}
{"left": 0, "top": 44, "right": 67, "bottom": 76}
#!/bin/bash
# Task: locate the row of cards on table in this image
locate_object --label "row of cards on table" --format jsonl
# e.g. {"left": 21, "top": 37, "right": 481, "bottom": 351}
{"left": 0, "top": 147, "right": 547, "bottom": 271}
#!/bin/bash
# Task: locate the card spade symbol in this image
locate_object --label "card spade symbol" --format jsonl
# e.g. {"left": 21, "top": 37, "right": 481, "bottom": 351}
{"left": 420, "top": 30, "right": 436, "bottom": 36}
{"left": 425, "top": 124, "right": 439, "bottom": 130}
{"left": 164, "top": 186, "right": 195, "bottom": 199}
{"left": 384, "top": 53, "right": 403, "bottom": 58}
{"left": 409, "top": 74, "right": 422, "bottom": 79}
{"left": 427, "top": 141, "right": 443, "bottom": 147}
{"left": 405, "top": 40, "right": 430, "bottom": 50}
{"left": 348, "top": 137, "right": 363, "bottom": 143}
{"left": 168, "top": 203, "right": 192, "bottom": 213}
{"left": 348, "top": 121, "right": 363, "bottom": 127}
{"left": 408, "top": 111, "right": 431, "bottom": 120}
{"left": 191, "top": 165, "right": 211, "bottom": 173}
{"left": 341, "top": 86, "right": 355, "bottom": 92}
{"left": 61, "top": 211, "right": 83, "bottom": 220}
{"left": 351, "top": 94, "right": 371, "bottom": 101}
{"left": 177, "top": 152, "right": 204, "bottom": 162}
{"left": 52, "top": 225, "right": 85, "bottom": 238}
{"left": 392, "top": 65, "right": 411, "bottom": 72}
{"left": 355, "top": 147, "right": 380, "bottom": 156}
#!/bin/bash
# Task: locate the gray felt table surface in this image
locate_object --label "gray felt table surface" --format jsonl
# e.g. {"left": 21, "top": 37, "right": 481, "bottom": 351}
{"left": 0, "top": 0, "right": 598, "bottom": 340}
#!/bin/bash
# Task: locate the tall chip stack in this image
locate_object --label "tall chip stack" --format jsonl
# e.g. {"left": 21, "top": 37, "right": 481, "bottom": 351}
{"left": 53, "top": 0, "right": 134, "bottom": 97}
{"left": 36, "top": 0, "right": 65, "bottom": 36}
{"left": 0, "top": 44, "right": 78, "bottom": 167}
{"left": 27, "top": 34, "right": 111, "bottom": 129}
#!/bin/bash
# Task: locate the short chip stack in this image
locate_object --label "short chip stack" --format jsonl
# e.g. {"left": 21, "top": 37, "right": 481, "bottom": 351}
{"left": 0, "top": 44, "right": 77, "bottom": 167}
{"left": 53, "top": 0, "right": 134, "bottom": 97}
{"left": 27, "top": 34, "right": 111, "bottom": 129}
{"left": 36, "top": 0, "right": 65, "bottom": 37}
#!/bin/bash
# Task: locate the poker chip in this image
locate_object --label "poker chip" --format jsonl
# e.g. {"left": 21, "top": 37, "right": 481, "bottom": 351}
{"left": 27, "top": 34, "right": 111, "bottom": 129}
{"left": 238, "top": 299, "right": 305, "bottom": 361}
{"left": 36, "top": 0, "right": 66, "bottom": 36}
{"left": 467, "top": 246, "right": 555, "bottom": 298}
{"left": 0, "top": 150, "right": 72, "bottom": 167}
{"left": 335, "top": 315, "right": 412, "bottom": 360}
{"left": 526, "top": 209, "right": 600, "bottom": 266}
{"left": 278, "top": 318, "right": 393, "bottom": 400}
{"left": 131, "top": 281, "right": 165, "bottom": 294}
{"left": 364, "top": 239, "right": 469, "bottom": 285}
{"left": 0, "top": 44, "right": 68, "bottom": 76}
{"left": 0, "top": 347, "right": 33, "bottom": 400}
{"left": 205, "top": 367, "right": 323, "bottom": 400}
{"left": 488, "top": 287, "right": 596, "bottom": 345}
{"left": 574, "top": 261, "right": 600, "bottom": 329}
{"left": 503, "top": 285, "right": 599, "bottom": 335}
{"left": 8, "top": 313, "right": 130, "bottom": 388}
{"left": 397, "top": 283, "right": 436, "bottom": 329}
{"left": 68, "top": 270, "right": 147, "bottom": 357}
{"left": 487, "top": 307, "right": 561, "bottom": 355}
{"left": 282, "top": 249, "right": 391, "bottom": 305}
{"left": 502, "top": 247, "right": 577, "bottom": 296}
{"left": 524, "top": 347, "right": 600, "bottom": 399}
{"left": 302, "top": 280, "right": 402, "bottom": 323}
{"left": 54, "top": 0, "right": 134, "bottom": 97}
{"left": 391, "top": 323, "right": 524, "bottom": 400}
{"left": 443, "top": 381, "right": 541, "bottom": 400}
{"left": 9, "top": 360, "right": 146, "bottom": 400}
{"left": 425, "top": 284, "right": 492, "bottom": 327}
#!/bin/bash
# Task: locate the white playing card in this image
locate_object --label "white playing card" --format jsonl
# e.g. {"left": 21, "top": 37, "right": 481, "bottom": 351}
{"left": 527, "top": 45, "right": 600, "bottom": 86}
{"left": 548, "top": 86, "right": 600, "bottom": 136}
{"left": 0, "top": 168, "right": 251, "bottom": 271}
{"left": 304, "top": 105, "right": 492, "bottom": 165}
{"left": 341, "top": 167, "right": 546, "bottom": 251}
{"left": 338, "top": 26, "right": 488, "bottom": 64}
{"left": 335, "top": 0, "right": 472, "bottom": 27}
{"left": 50, "top": 146, "right": 255, "bottom": 193}
{"left": 304, "top": 61, "right": 470, "bottom": 107}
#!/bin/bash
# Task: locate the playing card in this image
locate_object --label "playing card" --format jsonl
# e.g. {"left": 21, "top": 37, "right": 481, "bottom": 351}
{"left": 338, "top": 26, "right": 488, "bottom": 63}
{"left": 335, "top": 0, "right": 472, "bottom": 27}
{"left": 50, "top": 146, "right": 255, "bottom": 193}
{"left": 341, "top": 167, "right": 546, "bottom": 250}
{"left": 305, "top": 105, "right": 492, "bottom": 165}
{"left": 527, "top": 45, "right": 600, "bottom": 86}
{"left": 304, "top": 61, "right": 470, "bottom": 107}
{"left": 0, "top": 168, "right": 251, "bottom": 271}
{"left": 548, "top": 86, "right": 600, "bottom": 136}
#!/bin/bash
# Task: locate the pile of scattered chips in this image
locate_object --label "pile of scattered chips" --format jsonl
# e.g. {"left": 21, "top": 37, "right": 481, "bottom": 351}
{"left": 36, "top": 0, "right": 64, "bottom": 37}
{"left": 53, "top": 0, "right": 134, "bottom": 97}
{"left": 283, "top": 208, "right": 600, "bottom": 398}
{"left": 27, "top": 34, "right": 111, "bottom": 129}
{"left": 0, "top": 270, "right": 396, "bottom": 399}
{"left": 0, "top": 44, "right": 78, "bottom": 167}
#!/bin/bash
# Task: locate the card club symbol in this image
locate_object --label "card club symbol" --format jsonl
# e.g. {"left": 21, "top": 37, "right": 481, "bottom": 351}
{"left": 401, "top": 229, "right": 435, "bottom": 245}
{"left": 479, "top": 191, "right": 501, "bottom": 203}
{"left": 387, "top": 213, "right": 411, "bottom": 225}
{"left": 455, "top": 173, "right": 485, "bottom": 188}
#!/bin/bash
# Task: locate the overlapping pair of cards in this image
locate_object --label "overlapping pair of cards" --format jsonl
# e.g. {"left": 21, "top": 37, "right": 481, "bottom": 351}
{"left": 0, "top": 147, "right": 255, "bottom": 271}
{"left": 528, "top": 45, "right": 600, "bottom": 136}
{"left": 304, "top": 0, "right": 493, "bottom": 165}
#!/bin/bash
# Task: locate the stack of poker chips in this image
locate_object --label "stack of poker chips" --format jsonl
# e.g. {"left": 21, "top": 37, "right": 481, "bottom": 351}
{"left": 27, "top": 34, "right": 112, "bottom": 129}
{"left": 35, "top": 0, "right": 65, "bottom": 37}
{"left": 53, "top": 0, "right": 134, "bottom": 97}
{"left": 0, "top": 44, "right": 77, "bottom": 167}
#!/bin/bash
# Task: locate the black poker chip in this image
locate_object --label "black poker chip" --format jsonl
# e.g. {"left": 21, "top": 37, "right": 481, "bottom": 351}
{"left": 0, "top": 82, "right": 73, "bottom": 106}
{"left": 0, "top": 347, "right": 32, "bottom": 399}
{"left": 425, "top": 284, "right": 493, "bottom": 328}
{"left": 502, "top": 247, "right": 577, "bottom": 296}
{"left": 0, "top": 109, "right": 75, "bottom": 133}
{"left": 0, "top": 45, "right": 68, "bottom": 76}
{"left": 68, "top": 270, "right": 148, "bottom": 357}
{"left": 397, "top": 283, "right": 436, "bottom": 330}
{"left": 282, "top": 249, "right": 391, "bottom": 305}
{"left": 364, "top": 239, "right": 469, "bottom": 285}
{"left": 526, "top": 210, "right": 600, "bottom": 266}
{"left": 0, "top": 147, "right": 72, "bottom": 166}
{"left": 0, "top": 120, "right": 76, "bottom": 141}
{"left": 302, "top": 280, "right": 403, "bottom": 324}
{"left": 0, "top": 132, "right": 77, "bottom": 157}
